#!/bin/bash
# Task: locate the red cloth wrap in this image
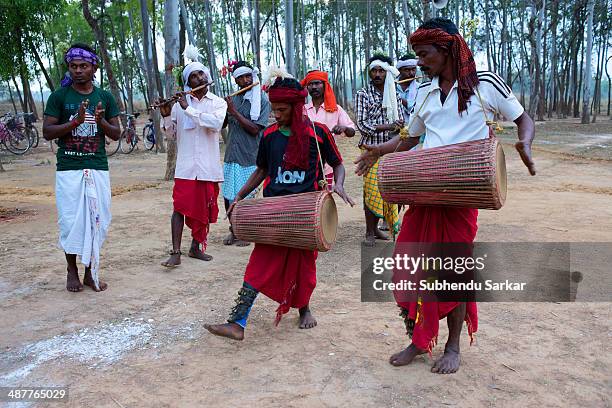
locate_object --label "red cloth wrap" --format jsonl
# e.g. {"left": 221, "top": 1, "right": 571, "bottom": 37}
{"left": 244, "top": 243, "right": 317, "bottom": 325}
{"left": 268, "top": 86, "right": 310, "bottom": 170}
{"left": 410, "top": 28, "right": 479, "bottom": 113}
{"left": 172, "top": 179, "right": 219, "bottom": 249}
{"left": 393, "top": 206, "right": 479, "bottom": 352}
{"left": 300, "top": 71, "right": 338, "bottom": 112}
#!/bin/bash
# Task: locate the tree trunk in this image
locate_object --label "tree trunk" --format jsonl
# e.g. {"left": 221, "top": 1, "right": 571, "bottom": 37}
{"left": 164, "top": 0, "right": 180, "bottom": 180}
{"left": 37, "top": 76, "right": 45, "bottom": 112}
{"left": 421, "top": 0, "right": 431, "bottom": 21}
{"left": 11, "top": 75, "right": 25, "bottom": 112}
{"left": 548, "top": 0, "right": 559, "bottom": 118}
{"left": 254, "top": 0, "right": 261, "bottom": 68}
{"left": 580, "top": 0, "right": 594, "bottom": 124}
{"left": 387, "top": 1, "right": 394, "bottom": 58}
{"left": 300, "top": 0, "right": 306, "bottom": 76}
{"left": 203, "top": 0, "right": 219, "bottom": 90}
{"left": 150, "top": 0, "right": 165, "bottom": 99}
{"left": 536, "top": 0, "right": 545, "bottom": 121}
{"left": 365, "top": 0, "right": 371, "bottom": 62}
{"left": 82, "top": 0, "right": 125, "bottom": 125}
{"left": 285, "top": 0, "right": 295, "bottom": 74}
{"left": 138, "top": 0, "right": 165, "bottom": 153}
{"left": 527, "top": 0, "right": 540, "bottom": 117}
{"left": 606, "top": 55, "right": 611, "bottom": 116}
{"left": 401, "top": 0, "right": 412, "bottom": 53}
{"left": 118, "top": 13, "right": 134, "bottom": 114}
{"left": 6, "top": 81, "right": 18, "bottom": 113}
{"left": 28, "top": 37, "right": 55, "bottom": 92}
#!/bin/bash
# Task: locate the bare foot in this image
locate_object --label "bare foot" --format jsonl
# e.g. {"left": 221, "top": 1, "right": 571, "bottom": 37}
{"left": 298, "top": 307, "right": 317, "bottom": 329}
{"left": 66, "top": 268, "right": 83, "bottom": 292}
{"left": 223, "top": 232, "right": 236, "bottom": 246}
{"left": 375, "top": 228, "right": 390, "bottom": 240}
{"left": 204, "top": 322, "right": 244, "bottom": 340}
{"left": 188, "top": 247, "right": 213, "bottom": 261}
{"left": 161, "top": 252, "right": 181, "bottom": 268}
{"left": 389, "top": 344, "right": 427, "bottom": 366}
{"left": 83, "top": 268, "right": 108, "bottom": 292}
{"left": 431, "top": 347, "right": 461, "bottom": 374}
{"left": 235, "top": 239, "right": 251, "bottom": 247}
{"left": 363, "top": 234, "right": 376, "bottom": 247}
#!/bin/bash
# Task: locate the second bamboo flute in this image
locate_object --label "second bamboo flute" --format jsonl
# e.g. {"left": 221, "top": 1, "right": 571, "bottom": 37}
{"left": 228, "top": 81, "right": 260, "bottom": 98}
{"left": 396, "top": 76, "right": 425, "bottom": 84}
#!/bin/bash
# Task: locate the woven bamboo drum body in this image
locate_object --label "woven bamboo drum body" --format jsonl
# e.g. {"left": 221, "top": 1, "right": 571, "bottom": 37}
{"left": 378, "top": 137, "right": 507, "bottom": 210}
{"left": 231, "top": 191, "right": 338, "bottom": 251}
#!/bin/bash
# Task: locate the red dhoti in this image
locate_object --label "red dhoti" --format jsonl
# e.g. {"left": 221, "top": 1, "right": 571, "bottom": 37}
{"left": 244, "top": 243, "right": 317, "bottom": 324}
{"left": 173, "top": 178, "right": 219, "bottom": 249}
{"left": 393, "top": 206, "right": 479, "bottom": 352}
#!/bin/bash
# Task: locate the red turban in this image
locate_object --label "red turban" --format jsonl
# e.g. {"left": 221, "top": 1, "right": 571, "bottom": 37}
{"left": 410, "top": 28, "right": 479, "bottom": 113}
{"left": 300, "top": 71, "right": 338, "bottom": 112}
{"left": 268, "top": 84, "right": 311, "bottom": 170}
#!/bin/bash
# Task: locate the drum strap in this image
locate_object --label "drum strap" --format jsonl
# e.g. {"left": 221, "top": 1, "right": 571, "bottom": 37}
{"left": 311, "top": 121, "right": 329, "bottom": 189}
{"left": 474, "top": 88, "right": 504, "bottom": 134}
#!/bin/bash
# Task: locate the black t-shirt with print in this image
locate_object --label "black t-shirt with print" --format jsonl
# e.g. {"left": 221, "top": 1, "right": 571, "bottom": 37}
{"left": 256, "top": 122, "right": 342, "bottom": 197}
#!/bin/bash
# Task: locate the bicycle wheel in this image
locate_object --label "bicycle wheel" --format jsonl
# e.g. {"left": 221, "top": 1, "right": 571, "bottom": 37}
{"left": 25, "top": 126, "right": 39, "bottom": 147}
{"left": 106, "top": 135, "right": 121, "bottom": 157}
{"left": 120, "top": 129, "right": 136, "bottom": 154}
{"left": 6, "top": 129, "right": 31, "bottom": 155}
{"left": 142, "top": 125, "right": 155, "bottom": 150}
{"left": 27, "top": 126, "right": 39, "bottom": 148}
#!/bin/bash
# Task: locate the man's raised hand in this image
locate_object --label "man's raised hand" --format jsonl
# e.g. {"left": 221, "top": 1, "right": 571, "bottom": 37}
{"left": 354, "top": 144, "right": 381, "bottom": 176}
{"left": 77, "top": 99, "right": 89, "bottom": 124}
{"left": 94, "top": 102, "right": 105, "bottom": 123}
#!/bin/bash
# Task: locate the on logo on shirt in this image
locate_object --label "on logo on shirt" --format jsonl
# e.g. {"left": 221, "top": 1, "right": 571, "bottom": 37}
{"left": 275, "top": 167, "right": 305, "bottom": 184}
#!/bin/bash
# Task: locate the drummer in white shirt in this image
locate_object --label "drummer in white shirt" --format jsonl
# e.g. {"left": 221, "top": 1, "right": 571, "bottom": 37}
{"left": 355, "top": 17, "right": 535, "bottom": 376}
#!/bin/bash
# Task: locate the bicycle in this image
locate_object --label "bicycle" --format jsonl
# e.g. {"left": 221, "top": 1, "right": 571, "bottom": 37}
{"left": 0, "top": 113, "right": 30, "bottom": 155}
{"left": 142, "top": 118, "right": 156, "bottom": 150}
{"left": 119, "top": 112, "right": 141, "bottom": 154}
{"left": 16, "top": 112, "right": 39, "bottom": 148}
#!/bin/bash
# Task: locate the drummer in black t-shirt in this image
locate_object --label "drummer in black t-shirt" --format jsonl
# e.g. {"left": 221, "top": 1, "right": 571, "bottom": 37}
{"left": 205, "top": 75, "right": 354, "bottom": 341}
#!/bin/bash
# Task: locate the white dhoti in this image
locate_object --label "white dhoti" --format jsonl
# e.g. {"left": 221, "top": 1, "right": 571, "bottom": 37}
{"left": 55, "top": 169, "right": 111, "bottom": 290}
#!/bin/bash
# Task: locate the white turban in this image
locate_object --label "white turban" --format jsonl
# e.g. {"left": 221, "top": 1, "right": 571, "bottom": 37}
{"left": 231, "top": 65, "right": 262, "bottom": 121}
{"left": 181, "top": 62, "right": 211, "bottom": 130}
{"left": 396, "top": 59, "right": 418, "bottom": 69}
{"left": 370, "top": 60, "right": 400, "bottom": 122}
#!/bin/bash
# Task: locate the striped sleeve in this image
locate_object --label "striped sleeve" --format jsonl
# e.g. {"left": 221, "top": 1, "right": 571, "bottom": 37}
{"left": 477, "top": 71, "right": 524, "bottom": 121}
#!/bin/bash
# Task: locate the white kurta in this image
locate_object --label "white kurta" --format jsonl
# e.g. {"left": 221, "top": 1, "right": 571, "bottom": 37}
{"left": 163, "top": 91, "right": 227, "bottom": 182}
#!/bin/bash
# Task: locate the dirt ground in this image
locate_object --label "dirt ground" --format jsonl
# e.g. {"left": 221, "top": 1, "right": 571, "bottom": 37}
{"left": 1, "top": 117, "right": 611, "bottom": 408}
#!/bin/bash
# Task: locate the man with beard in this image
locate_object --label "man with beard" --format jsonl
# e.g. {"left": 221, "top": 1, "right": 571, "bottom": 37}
{"left": 301, "top": 69, "right": 355, "bottom": 189}
{"left": 354, "top": 53, "right": 404, "bottom": 246}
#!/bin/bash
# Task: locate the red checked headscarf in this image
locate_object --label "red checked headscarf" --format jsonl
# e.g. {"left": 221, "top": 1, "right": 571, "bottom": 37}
{"left": 300, "top": 70, "right": 338, "bottom": 112}
{"left": 410, "top": 27, "right": 479, "bottom": 113}
{"left": 268, "top": 79, "right": 311, "bottom": 170}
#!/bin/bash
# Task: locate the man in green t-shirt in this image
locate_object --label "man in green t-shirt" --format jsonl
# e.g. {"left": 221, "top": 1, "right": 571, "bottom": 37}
{"left": 43, "top": 43, "right": 121, "bottom": 293}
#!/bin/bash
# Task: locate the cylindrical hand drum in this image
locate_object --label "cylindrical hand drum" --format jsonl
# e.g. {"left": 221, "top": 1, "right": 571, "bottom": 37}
{"left": 378, "top": 137, "right": 507, "bottom": 209}
{"left": 230, "top": 191, "right": 338, "bottom": 251}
